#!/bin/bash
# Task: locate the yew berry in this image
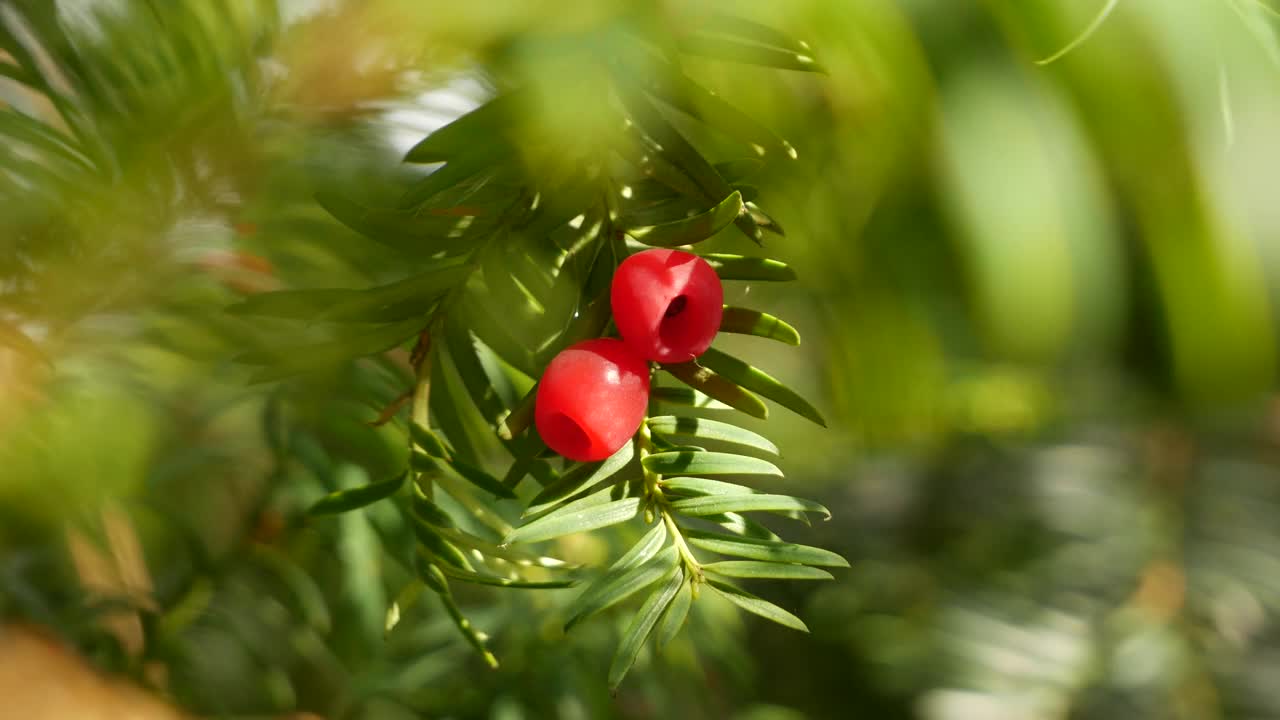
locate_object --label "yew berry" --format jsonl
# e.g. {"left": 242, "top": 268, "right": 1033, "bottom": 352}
{"left": 535, "top": 338, "right": 651, "bottom": 462}
{"left": 611, "top": 248, "right": 724, "bottom": 363}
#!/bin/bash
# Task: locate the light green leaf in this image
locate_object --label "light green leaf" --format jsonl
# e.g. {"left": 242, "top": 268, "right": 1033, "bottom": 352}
{"left": 608, "top": 565, "right": 684, "bottom": 691}
{"left": 660, "top": 476, "right": 756, "bottom": 497}
{"left": 661, "top": 362, "right": 768, "bottom": 419}
{"left": 698, "top": 348, "right": 826, "bottom": 426}
{"left": 671, "top": 494, "right": 830, "bottom": 520}
{"left": 718, "top": 307, "right": 800, "bottom": 346}
{"left": 684, "top": 529, "right": 849, "bottom": 567}
{"left": 654, "top": 575, "right": 692, "bottom": 649}
{"left": 705, "top": 579, "right": 809, "bottom": 632}
{"left": 642, "top": 451, "right": 782, "bottom": 477}
{"left": 526, "top": 442, "right": 636, "bottom": 516}
{"left": 505, "top": 496, "right": 642, "bottom": 544}
{"left": 703, "top": 561, "right": 834, "bottom": 581}
{"left": 497, "top": 384, "right": 537, "bottom": 440}
{"left": 647, "top": 416, "right": 779, "bottom": 457}
{"left": 308, "top": 472, "right": 404, "bottom": 515}
{"left": 565, "top": 544, "right": 678, "bottom": 632}
{"left": 700, "top": 253, "right": 796, "bottom": 282}
{"left": 625, "top": 191, "right": 742, "bottom": 247}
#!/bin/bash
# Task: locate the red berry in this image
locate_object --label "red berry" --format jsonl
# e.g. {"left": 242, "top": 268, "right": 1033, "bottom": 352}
{"left": 535, "top": 338, "right": 651, "bottom": 462}
{"left": 611, "top": 249, "right": 724, "bottom": 363}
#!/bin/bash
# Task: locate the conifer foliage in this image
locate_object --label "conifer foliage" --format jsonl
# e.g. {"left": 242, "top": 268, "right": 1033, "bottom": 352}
{"left": 232, "top": 9, "right": 847, "bottom": 687}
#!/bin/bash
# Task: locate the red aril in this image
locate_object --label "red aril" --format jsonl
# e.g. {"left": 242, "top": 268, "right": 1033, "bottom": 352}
{"left": 535, "top": 338, "right": 650, "bottom": 462}
{"left": 611, "top": 248, "right": 723, "bottom": 363}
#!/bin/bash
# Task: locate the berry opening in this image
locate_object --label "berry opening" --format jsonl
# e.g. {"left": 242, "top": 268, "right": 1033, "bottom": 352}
{"left": 663, "top": 295, "right": 688, "bottom": 318}
{"left": 541, "top": 411, "right": 593, "bottom": 460}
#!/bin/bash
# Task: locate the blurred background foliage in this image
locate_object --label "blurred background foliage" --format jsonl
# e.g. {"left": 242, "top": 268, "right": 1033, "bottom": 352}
{"left": 3, "top": 0, "right": 1280, "bottom": 718}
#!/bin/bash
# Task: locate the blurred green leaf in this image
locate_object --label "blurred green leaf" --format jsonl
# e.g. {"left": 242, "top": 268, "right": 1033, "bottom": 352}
{"left": 308, "top": 471, "right": 405, "bottom": 515}
{"left": 526, "top": 441, "right": 636, "bottom": 516}
{"left": 675, "top": 34, "right": 826, "bottom": 73}
{"left": 654, "top": 573, "right": 693, "bottom": 650}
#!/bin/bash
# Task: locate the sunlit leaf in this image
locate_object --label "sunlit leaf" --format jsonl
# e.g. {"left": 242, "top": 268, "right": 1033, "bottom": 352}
{"left": 701, "top": 253, "right": 797, "bottom": 282}
{"left": 698, "top": 348, "right": 825, "bottom": 426}
{"left": 642, "top": 451, "right": 782, "bottom": 477}
{"left": 703, "top": 561, "right": 834, "bottom": 581}
{"left": 671, "top": 493, "right": 829, "bottom": 520}
{"left": 683, "top": 529, "right": 849, "bottom": 567}
{"left": 625, "top": 191, "right": 742, "bottom": 247}
{"left": 661, "top": 362, "right": 769, "bottom": 419}
{"left": 705, "top": 578, "right": 808, "bottom": 632}
{"left": 505, "top": 495, "right": 642, "bottom": 544}
{"left": 718, "top": 307, "right": 800, "bottom": 346}
{"left": 647, "top": 416, "right": 780, "bottom": 456}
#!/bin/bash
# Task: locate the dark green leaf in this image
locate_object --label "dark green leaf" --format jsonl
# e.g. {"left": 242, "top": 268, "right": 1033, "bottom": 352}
{"left": 642, "top": 451, "right": 782, "bottom": 477}
{"left": 410, "top": 422, "right": 452, "bottom": 459}
{"left": 415, "top": 557, "right": 500, "bottom": 668}
{"left": 409, "top": 512, "right": 474, "bottom": 571}
{"left": 683, "top": 529, "right": 849, "bottom": 567}
{"left": 565, "top": 544, "right": 678, "bottom": 632}
{"left": 415, "top": 450, "right": 515, "bottom": 500}
{"left": 700, "top": 253, "right": 797, "bottom": 282}
{"left": 625, "top": 191, "right": 742, "bottom": 247}
{"left": 308, "top": 472, "right": 405, "bottom": 515}
{"left": 608, "top": 565, "right": 684, "bottom": 691}
{"left": 671, "top": 493, "right": 829, "bottom": 520}
{"left": 497, "top": 384, "right": 537, "bottom": 441}
{"left": 647, "top": 416, "right": 779, "bottom": 456}
{"left": 439, "top": 527, "right": 573, "bottom": 569}
{"left": 505, "top": 495, "right": 642, "bottom": 544}
{"left": 705, "top": 578, "right": 809, "bottom": 632}
{"left": 661, "top": 362, "right": 768, "bottom": 419}
{"left": 404, "top": 92, "right": 526, "bottom": 163}
{"left": 718, "top": 307, "right": 800, "bottom": 346}
{"left": 562, "top": 521, "right": 667, "bottom": 621}
{"left": 411, "top": 484, "right": 456, "bottom": 529}
{"left": 703, "top": 561, "right": 834, "bottom": 581}
{"left": 698, "top": 348, "right": 826, "bottom": 426}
